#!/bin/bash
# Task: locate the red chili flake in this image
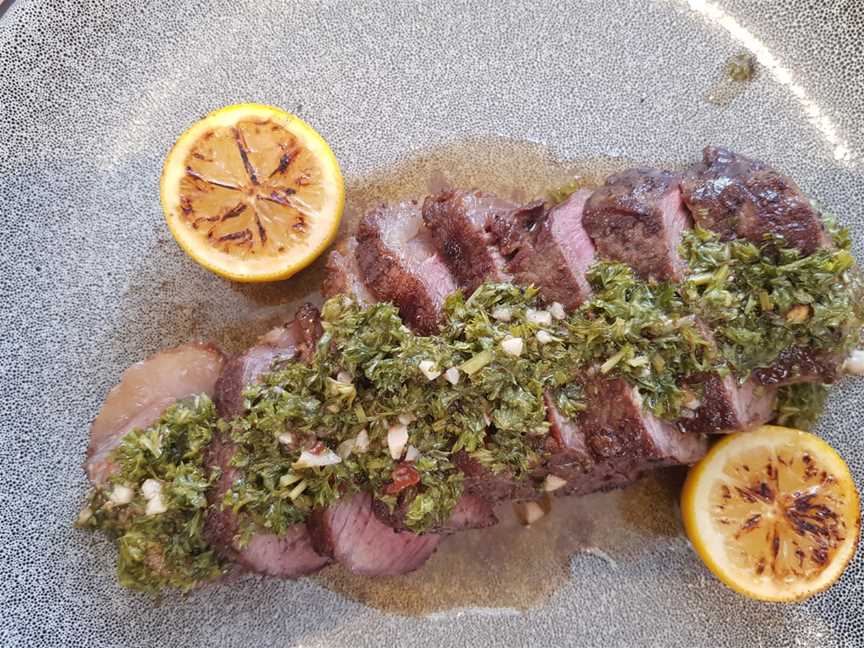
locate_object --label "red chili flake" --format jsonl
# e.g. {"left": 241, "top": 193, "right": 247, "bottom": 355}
{"left": 309, "top": 441, "right": 326, "bottom": 455}
{"left": 384, "top": 463, "right": 420, "bottom": 495}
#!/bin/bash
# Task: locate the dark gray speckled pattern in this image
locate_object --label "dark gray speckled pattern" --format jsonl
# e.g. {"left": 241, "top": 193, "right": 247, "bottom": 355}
{"left": 1, "top": 0, "right": 863, "bottom": 646}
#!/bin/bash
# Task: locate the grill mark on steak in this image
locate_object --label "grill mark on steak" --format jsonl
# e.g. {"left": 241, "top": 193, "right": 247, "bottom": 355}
{"left": 583, "top": 169, "right": 692, "bottom": 282}
{"left": 422, "top": 190, "right": 516, "bottom": 294}
{"left": 355, "top": 201, "right": 457, "bottom": 334}
{"left": 680, "top": 146, "right": 830, "bottom": 254}
{"left": 504, "top": 188, "right": 596, "bottom": 310}
{"left": 307, "top": 492, "right": 441, "bottom": 576}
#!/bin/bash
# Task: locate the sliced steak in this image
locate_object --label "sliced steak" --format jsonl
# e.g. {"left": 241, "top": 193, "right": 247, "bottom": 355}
{"left": 322, "top": 237, "right": 376, "bottom": 305}
{"left": 506, "top": 188, "right": 596, "bottom": 310}
{"left": 541, "top": 378, "right": 707, "bottom": 497}
{"left": 452, "top": 450, "right": 539, "bottom": 503}
{"left": 205, "top": 304, "right": 332, "bottom": 578}
{"left": 583, "top": 169, "right": 692, "bottom": 282}
{"left": 679, "top": 373, "right": 777, "bottom": 435}
{"left": 752, "top": 346, "right": 842, "bottom": 386}
{"left": 204, "top": 433, "right": 331, "bottom": 578}
{"left": 214, "top": 304, "right": 321, "bottom": 419}
{"left": 355, "top": 201, "right": 457, "bottom": 334}
{"left": 307, "top": 492, "right": 441, "bottom": 576}
{"left": 86, "top": 343, "right": 225, "bottom": 485}
{"left": 293, "top": 302, "right": 323, "bottom": 361}
{"left": 487, "top": 200, "right": 546, "bottom": 257}
{"left": 678, "top": 321, "right": 777, "bottom": 434}
{"left": 446, "top": 494, "right": 499, "bottom": 531}
{"left": 680, "top": 146, "right": 830, "bottom": 254}
{"left": 422, "top": 190, "right": 515, "bottom": 294}
{"left": 371, "top": 492, "right": 498, "bottom": 534}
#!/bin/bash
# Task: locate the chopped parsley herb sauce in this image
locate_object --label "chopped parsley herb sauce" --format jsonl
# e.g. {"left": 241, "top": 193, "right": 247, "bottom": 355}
{"left": 79, "top": 225, "right": 862, "bottom": 591}
{"left": 77, "top": 395, "right": 223, "bottom": 592}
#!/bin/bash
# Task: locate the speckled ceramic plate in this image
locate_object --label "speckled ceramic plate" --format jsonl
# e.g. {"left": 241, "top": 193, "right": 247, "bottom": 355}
{"left": 2, "top": 1, "right": 863, "bottom": 646}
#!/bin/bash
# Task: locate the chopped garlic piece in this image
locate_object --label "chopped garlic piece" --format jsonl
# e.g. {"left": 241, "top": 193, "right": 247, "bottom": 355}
{"left": 387, "top": 423, "right": 409, "bottom": 459}
{"left": 501, "top": 337, "right": 524, "bottom": 357}
{"left": 526, "top": 308, "right": 552, "bottom": 325}
{"left": 536, "top": 330, "right": 553, "bottom": 344}
{"left": 293, "top": 448, "right": 342, "bottom": 469}
{"left": 109, "top": 485, "right": 134, "bottom": 506}
{"left": 444, "top": 366, "right": 460, "bottom": 385}
{"left": 354, "top": 429, "right": 370, "bottom": 452}
{"left": 405, "top": 445, "right": 420, "bottom": 462}
{"left": 336, "top": 370, "right": 352, "bottom": 383}
{"left": 145, "top": 494, "right": 167, "bottom": 516}
{"left": 418, "top": 359, "right": 441, "bottom": 380}
{"left": 544, "top": 475, "right": 567, "bottom": 492}
{"left": 492, "top": 306, "right": 512, "bottom": 322}
{"left": 549, "top": 302, "right": 566, "bottom": 320}
{"left": 513, "top": 501, "right": 547, "bottom": 526}
{"left": 278, "top": 432, "right": 294, "bottom": 446}
{"left": 843, "top": 349, "right": 864, "bottom": 375}
{"left": 77, "top": 507, "right": 93, "bottom": 525}
{"left": 140, "top": 479, "right": 162, "bottom": 500}
{"left": 337, "top": 438, "right": 356, "bottom": 459}
{"left": 398, "top": 413, "right": 417, "bottom": 425}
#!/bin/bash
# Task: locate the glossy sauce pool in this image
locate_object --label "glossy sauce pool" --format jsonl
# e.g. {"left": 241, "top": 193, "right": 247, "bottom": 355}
{"left": 213, "top": 138, "right": 686, "bottom": 614}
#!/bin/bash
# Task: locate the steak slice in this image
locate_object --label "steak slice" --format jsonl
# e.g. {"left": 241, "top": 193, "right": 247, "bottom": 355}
{"left": 677, "top": 321, "right": 777, "bottom": 434}
{"left": 371, "top": 493, "right": 498, "bottom": 534}
{"left": 214, "top": 304, "right": 322, "bottom": 419}
{"left": 446, "top": 494, "right": 499, "bottom": 531}
{"left": 752, "top": 346, "right": 842, "bottom": 386}
{"left": 355, "top": 201, "right": 457, "bottom": 334}
{"left": 506, "top": 188, "right": 596, "bottom": 310}
{"left": 583, "top": 169, "right": 692, "bottom": 282}
{"left": 452, "top": 450, "right": 539, "bottom": 503}
{"left": 680, "top": 146, "right": 830, "bottom": 254}
{"left": 86, "top": 343, "right": 225, "bottom": 485}
{"left": 307, "top": 492, "right": 441, "bottom": 576}
{"left": 487, "top": 200, "right": 546, "bottom": 257}
{"left": 206, "top": 304, "right": 332, "bottom": 578}
{"left": 322, "top": 237, "right": 376, "bottom": 305}
{"left": 204, "top": 433, "right": 331, "bottom": 578}
{"left": 679, "top": 374, "right": 777, "bottom": 435}
{"left": 422, "top": 190, "right": 515, "bottom": 294}
{"left": 541, "top": 378, "right": 707, "bottom": 497}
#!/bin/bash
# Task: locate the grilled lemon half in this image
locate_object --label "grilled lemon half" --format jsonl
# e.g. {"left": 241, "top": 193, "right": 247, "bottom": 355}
{"left": 160, "top": 104, "right": 344, "bottom": 282}
{"left": 682, "top": 425, "right": 860, "bottom": 602}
